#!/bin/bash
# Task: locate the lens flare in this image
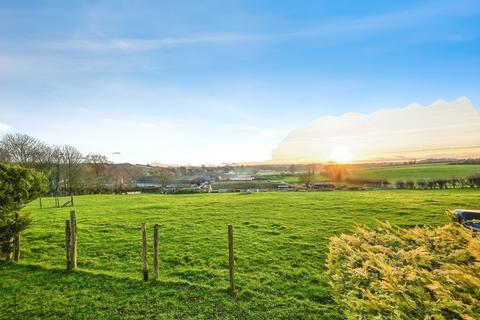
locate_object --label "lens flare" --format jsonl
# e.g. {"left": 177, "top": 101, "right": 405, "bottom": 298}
{"left": 329, "top": 146, "right": 353, "bottom": 163}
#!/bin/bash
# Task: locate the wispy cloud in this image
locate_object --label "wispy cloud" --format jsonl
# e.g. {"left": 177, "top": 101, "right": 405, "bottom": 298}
{"left": 258, "top": 129, "right": 278, "bottom": 139}
{"left": 34, "top": 0, "right": 480, "bottom": 52}
{"left": 0, "top": 122, "right": 12, "bottom": 132}
{"left": 138, "top": 121, "right": 175, "bottom": 128}
{"left": 41, "top": 34, "right": 259, "bottom": 51}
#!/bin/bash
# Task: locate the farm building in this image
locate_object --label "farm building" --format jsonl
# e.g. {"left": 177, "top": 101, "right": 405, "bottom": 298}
{"left": 277, "top": 183, "right": 293, "bottom": 191}
{"left": 136, "top": 176, "right": 161, "bottom": 189}
{"left": 311, "top": 183, "right": 335, "bottom": 191}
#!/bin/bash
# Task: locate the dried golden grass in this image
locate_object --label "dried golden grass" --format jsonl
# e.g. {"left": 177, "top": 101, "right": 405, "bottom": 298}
{"left": 327, "top": 217, "right": 480, "bottom": 319}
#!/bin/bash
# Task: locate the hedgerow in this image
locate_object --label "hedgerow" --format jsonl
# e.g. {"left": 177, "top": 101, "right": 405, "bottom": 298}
{"left": 326, "top": 219, "right": 480, "bottom": 319}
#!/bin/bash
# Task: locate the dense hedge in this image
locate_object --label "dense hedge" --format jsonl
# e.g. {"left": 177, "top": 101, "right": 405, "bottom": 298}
{"left": 327, "top": 221, "right": 480, "bottom": 319}
{"left": 0, "top": 163, "right": 47, "bottom": 260}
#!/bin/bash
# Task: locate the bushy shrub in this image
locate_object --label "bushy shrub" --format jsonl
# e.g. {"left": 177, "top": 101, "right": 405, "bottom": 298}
{"left": 345, "top": 178, "right": 389, "bottom": 187}
{"left": 466, "top": 174, "right": 480, "bottom": 188}
{"left": 395, "top": 180, "right": 405, "bottom": 189}
{"left": 0, "top": 163, "right": 47, "bottom": 260}
{"left": 327, "top": 220, "right": 480, "bottom": 319}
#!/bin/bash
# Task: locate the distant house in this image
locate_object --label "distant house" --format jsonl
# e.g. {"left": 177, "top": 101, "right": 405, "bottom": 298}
{"left": 164, "top": 184, "right": 178, "bottom": 193}
{"left": 277, "top": 183, "right": 293, "bottom": 191}
{"left": 163, "top": 182, "right": 197, "bottom": 193}
{"left": 311, "top": 183, "right": 335, "bottom": 191}
{"left": 229, "top": 175, "right": 255, "bottom": 181}
{"left": 136, "top": 176, "right": 161, "bottom": 189}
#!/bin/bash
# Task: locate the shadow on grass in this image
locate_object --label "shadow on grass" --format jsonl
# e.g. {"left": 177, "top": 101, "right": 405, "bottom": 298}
{"left": 0, "top": 263, "right": 344, "bottom": 319}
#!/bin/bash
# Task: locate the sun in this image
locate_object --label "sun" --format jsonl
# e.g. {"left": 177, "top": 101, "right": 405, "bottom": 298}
{"left": 329, "top": 146, "right": 353, "bottom": 163}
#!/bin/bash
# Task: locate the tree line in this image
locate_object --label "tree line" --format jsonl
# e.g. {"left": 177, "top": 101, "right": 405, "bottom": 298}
{"left": 394, "top": 176, "right": 480, "bottom": 189}
{"left": 345, "top": 177, "right": 480, "bottom": 189}
{"left": 0, "top": 133, "right": 140, "bottom": 195}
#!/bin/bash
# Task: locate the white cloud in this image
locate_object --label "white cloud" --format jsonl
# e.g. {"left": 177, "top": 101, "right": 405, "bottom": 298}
{"left": 0, "top": 122, "right": 12, "bottom": 132}
{"left": 258, "top": 129, "right": 278, "bottom": 139}
{"left": 139, "top": 122, "right": 157, "bottom": 128}
{"left": 138, "top": 121, "right": 175, "bottom": 128}
{"left": 159, "top": 121, "right": 175, "bottom": 128}
{"left": 271, "top": 97, "right": 480, "bottom": 163}
{"left": 41, "top": 34, "right": 256, "bottom": 51}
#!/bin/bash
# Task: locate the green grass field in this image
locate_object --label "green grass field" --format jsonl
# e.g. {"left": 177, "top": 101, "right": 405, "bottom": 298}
{"left": 1, "top": 190, "right": 480, "bottom": 319}
{"left": 349, "top": 163, "right": 480, "bottom": 181}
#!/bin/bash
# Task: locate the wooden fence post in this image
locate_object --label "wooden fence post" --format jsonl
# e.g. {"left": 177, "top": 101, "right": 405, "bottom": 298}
{"left": 14, "top": 213, "right": 20, "bottom": 262}
{"left": 153, "top": 224, "right": 159, "bottom": 280}
{"left": 39, "top": 197, "right": 42, "bottom": 209}
{"left": 6, "top": 238, "right": 13, "bottom": 261}
{"left": 14, "top": 236, "right": 20, "bottom": 262}
{"left": 141, "top": 223, "right": 148, "bottom": 281}
{"left": 65, "top": 220, "right": 71, "bottom": 269}
{"left": 228, "top": 224, "right": 235, "bottom": 294}
{"left": 70, "top": 194, "right": 74, "bottom": 207}
{"left": 69, "top": 210, "right": 77, "bottom": 269}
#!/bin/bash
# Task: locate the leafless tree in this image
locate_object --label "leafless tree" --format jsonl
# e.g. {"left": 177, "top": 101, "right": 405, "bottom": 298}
{"left": 154, "top": 169, "right": 176, "bottom": 186}
{"left": 299, "top": 163, "right": 316, "bottom": 188}
{"left": 61, "top": 145, "right": 84, "bottom": 195}
{"left": 84, "top": 153, "right": 111, "bottom": 192}
{"left": 0, "top": 148, "right": 9, "bottom": 163}
{"left": 289, "top": 164, "right": 296, "bottom": 176}
{"left": 0, "top": 133, "right": 43, "bottom": 166}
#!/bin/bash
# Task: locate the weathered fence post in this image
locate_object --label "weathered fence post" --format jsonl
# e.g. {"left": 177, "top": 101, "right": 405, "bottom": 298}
{"left": 6, "top": 238, "right": 13, "bottom": 261}
{"left": 228, "top": 224, "right": 235, "bottom": 294}
{"left": 69, "top": 210, "right": 77, "bottom": 269}
{"left": 70, "top": 194, "right": 74, "bottom": 207}
{"left": 39, "top": 197, "right": 42, "bottom": 209}
{"left": 153, "top": 224, "right": 159, "bottom": 280}
{"left": 141, "top": 223, "right": 148, "bottom": 281}
{"left": 14, "top": 236, "right": 20, "bottom": 262}
{"left": 65, "top": 220, "right": 71, "bottom": 269}
{"left": 14, "top": 213, "right": 20, "bottom": 262}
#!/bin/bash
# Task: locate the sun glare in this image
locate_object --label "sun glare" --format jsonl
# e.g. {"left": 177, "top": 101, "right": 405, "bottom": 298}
{"left": 329, "top": 146, "right": 353, "bottom": 163}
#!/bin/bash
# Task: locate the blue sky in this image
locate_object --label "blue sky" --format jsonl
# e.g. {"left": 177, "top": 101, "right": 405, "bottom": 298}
{"left": 1, "top": 0, "right": 479, "bottom": 164}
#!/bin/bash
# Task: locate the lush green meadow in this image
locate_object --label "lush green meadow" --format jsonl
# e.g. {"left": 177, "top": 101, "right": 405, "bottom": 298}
{"left": 350, "top": 163, "right": 480, "bottom": 181}
{"left": 1, "top": 190, "right": 480, "bottom": 319}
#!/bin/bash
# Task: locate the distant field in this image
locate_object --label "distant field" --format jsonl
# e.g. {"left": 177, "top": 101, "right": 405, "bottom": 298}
{"left": 2, "top": 190, "right": 480, "bottom": 319}
{"left": 349, "top": 163, "right": 480, "bottom": 181}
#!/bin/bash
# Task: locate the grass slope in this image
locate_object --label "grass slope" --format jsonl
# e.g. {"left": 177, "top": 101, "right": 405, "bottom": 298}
{"left": 350, "top": 163, "right": 480, "bottom": 181}
{"left": 1, "top": 190, "right": 480, "bottom": 319}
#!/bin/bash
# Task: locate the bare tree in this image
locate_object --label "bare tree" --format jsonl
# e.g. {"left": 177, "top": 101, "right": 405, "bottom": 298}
{"left": 0, "top": 148, "right": 9, "bottom": 163}
{"left": 85, "top": 153, "right": 110, "bottom": 192}
{"left": 289, "top": 164, "right": 296, "bottom": 176}
{"left": 154, "top": 169, "right": 176, "bottom": 186}
{"left": 0, "top": 133, "right": 43, "bottom": 166}
{"left": 299, "top": 163, "right": 316, "bottom": 188}
{"left": 61, "top": 145, "right": 84, "bottom": 196}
